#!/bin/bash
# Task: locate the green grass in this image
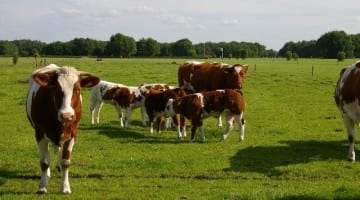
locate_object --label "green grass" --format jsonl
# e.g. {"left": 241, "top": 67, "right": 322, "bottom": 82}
{"left": 1, "top": 57, "right": 360, "bottom": 199}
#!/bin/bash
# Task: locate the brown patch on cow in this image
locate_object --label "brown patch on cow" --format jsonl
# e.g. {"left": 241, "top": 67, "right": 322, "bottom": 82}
{"left": 178, "top": 61, "right": 248, "bottom": 92}
{"left": 112, "top": 87, "right": 136, "bottom": 107}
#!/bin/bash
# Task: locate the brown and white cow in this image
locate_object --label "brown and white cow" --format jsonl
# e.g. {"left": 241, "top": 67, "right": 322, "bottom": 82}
{"left": 91, "top": 82, "right": 173, "bottom": 128}
{"left": 164, "top": 89, "right": 246, "bottom": 142}
{"left": 178, "top": 60, "right": 248, "bottom": 127}
{"left": 26, "top": 64, "right": 100, "bottom": 194}
{"left": 334, "top": 60, "right": 360, "bottom": 161}
{"left": 90, "top": 80, "right": 126, "bottom": 126}
{"left": 144, "top": 88, "right": 188, "bottom": 138}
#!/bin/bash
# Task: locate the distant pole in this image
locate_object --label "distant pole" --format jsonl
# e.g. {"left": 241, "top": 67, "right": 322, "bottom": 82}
{"left": 203, "top": 43, "right": 205, "bottom": 58}
{"left": 312, "top": 66, "right": 314, "bottom": 76}
{"left": 220, "top": 47, "right": 223, "bottom": 60}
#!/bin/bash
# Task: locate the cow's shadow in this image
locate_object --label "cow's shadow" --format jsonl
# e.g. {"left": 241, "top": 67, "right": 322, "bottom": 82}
{"left": 225, "top": 140, "right": 347, "bottom": 176}
{"left": 79, "top": 121, "right": 186, "bottom": 144}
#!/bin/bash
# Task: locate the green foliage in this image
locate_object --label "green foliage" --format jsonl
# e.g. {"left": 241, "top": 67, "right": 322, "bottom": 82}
{"left": 286, "top": 51, "right": 292, "bottom": 60}
{"left": 106, "top": 33, "right": 137, "bottom": 57}
{"left": 136, "top": 38, "right": 160, "bottom": 56}
{"left": 337, "top": 51, "right": 346, "bottom": 61}
{"left": 12, "top": 51, "right": 19, "bottom": 64}
{"left": 172, "top": 38, "right": 196, "bottom": 56}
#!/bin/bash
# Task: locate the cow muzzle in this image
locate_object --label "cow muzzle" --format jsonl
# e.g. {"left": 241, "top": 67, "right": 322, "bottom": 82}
{"left": 59, "top": 112, "right": 75, "bottom": 122}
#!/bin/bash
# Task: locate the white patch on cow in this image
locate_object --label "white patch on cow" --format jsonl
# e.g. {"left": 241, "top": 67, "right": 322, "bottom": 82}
{"left": 216, "top": 90, "right": 225, "bottom": 93}
{"left": 164, "top": 99, "right": 175, "bottom": 117}
{"left": 342, "top": 99, "right": 360, "bottom": 124}
{"left": 56, "top": 67, "right": 79, "bottom": 121}
{"left": 186, "top": 60, "right": 203, "bottom": 65}
{"left": 195, "top": 93, "right": 204, "bottom": 108}
{"left": 234, "top": 66, "right": 243, "bottom": 73}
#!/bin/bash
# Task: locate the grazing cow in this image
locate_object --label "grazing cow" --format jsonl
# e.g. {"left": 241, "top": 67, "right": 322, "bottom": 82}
{"left": 144, "top": 88, "right": 188, "bottom": 138}
{"left": 164, "top": 89, "right": 246, "bottom": 142}
{"left": 334, "top": 60, "right": 360, "bottom": 161}
{"left": 92, "top": 82, "right": 173, "bottom": 128}
{"left": 178, "top": 61, "right": 248, "bottom": 127}
{"left": 26, "top": 64, "right": 100, "bottom": 194}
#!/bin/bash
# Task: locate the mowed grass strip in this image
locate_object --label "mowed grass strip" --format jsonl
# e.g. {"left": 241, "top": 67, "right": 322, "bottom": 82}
{"left": 1, "top": 57, "right": 360, "bottom": 199}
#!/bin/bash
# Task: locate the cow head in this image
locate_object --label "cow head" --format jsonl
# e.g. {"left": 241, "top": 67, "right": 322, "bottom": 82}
{"left": 164, "top": 98, "right": 178, "bottom": 117}
{"left": 32, "top": 66, "right": 100, "bottom": 123}
{"left": 223, "top": 64, "right": 248, "bottom": 89}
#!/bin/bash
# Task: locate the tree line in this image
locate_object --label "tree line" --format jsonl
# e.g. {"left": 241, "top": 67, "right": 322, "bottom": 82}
{"left": 0, "top": 30, "right": 359, "bottom": 59}
{"left": 279, "top": 30, "right": 360, "bottom": 59}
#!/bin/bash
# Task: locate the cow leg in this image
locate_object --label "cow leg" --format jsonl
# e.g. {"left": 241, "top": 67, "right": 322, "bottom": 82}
{"left": 199, "top": 122, "right": 205, "bottom": 142}
{"left": 222, "top": 114, "right": 235, "bottom": 141}
{"left": 217, "top": 115, "right": 223, "bottom": 127}
{"left": 190, "top": 118, "right": 202, "bottom": 142}
{"left": 342, "top": 114, "right": 356, "bottom": 161}
{"left": 124, "top": 107, "right": 132, "bottom": 128}
{"left": 172, "top": 115, "right": 182, "bottom": 139}
{"left": 140, "top": 106, "right": 147, "bottom": 126}
{"left": 90, "top": 100, "right": 102, "bottom": 124}
{"left": 180, "top": 115, "right": 187, "bottom": 138}
{"left": 37, "top": 138, "right": 51, "bottom": 194}
{"left": 114, "top": 105, "right": 124, "bottom": 127}
{"left": 156, "top": 116, "right": 163, "bottom": 133}
{"left": 149, "top": 114, "right": 154, "bottom": 134}
{"left": 59, "top": 138, "right": 75, "bottom": 194}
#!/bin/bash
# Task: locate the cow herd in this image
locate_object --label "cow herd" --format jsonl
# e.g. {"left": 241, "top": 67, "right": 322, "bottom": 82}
{"left": 25, "top": 59, "right": 360, "bottom": 194}
{"left": 25, "top": 60, "right": 248, "bottom": 194}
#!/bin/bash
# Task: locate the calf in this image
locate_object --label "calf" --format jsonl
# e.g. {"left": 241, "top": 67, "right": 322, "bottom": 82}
{"left": 334, "top": 60, "right": 360, "bottom": 161}
{"left": 164, "top": 89, "right": 246, "bottom": 142}
{"left": 26, "top": 64, "right": 100, "bottom": 194}
{"left": 145, "top": 88, "right": 188, "bottom": 138}
{"left": 178, "top": 60, "right": 248, "bottom": 127}
{"left": 90, "top": 80, "right": 126, "bottom": 126}
{"left": 90, "top": 81, "right": 171, "bottom": 128}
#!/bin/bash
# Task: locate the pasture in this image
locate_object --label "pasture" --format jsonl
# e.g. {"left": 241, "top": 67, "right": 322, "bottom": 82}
{"left": 0, "top": 57, "right": 359, "bottom": 199}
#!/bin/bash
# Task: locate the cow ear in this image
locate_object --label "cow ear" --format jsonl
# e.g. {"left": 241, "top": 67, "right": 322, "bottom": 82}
{"left": 241, "top": 65, "right": 249, "bottom": 74}
{"left": 223, "top": 67, "right": 233, "bottom": 74}
{"left": 33, "top": 72, "right": 57, "bottom": 87}
{"left": 79, "top": 75, "right": 100, "bottom": 88}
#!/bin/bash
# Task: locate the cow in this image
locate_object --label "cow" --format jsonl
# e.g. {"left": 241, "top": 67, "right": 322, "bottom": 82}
{"left": 144, "top": 88, "right": 188, "bottom": 138}
{"left": 92, "top": 82, "right": 173, "bottom": 128}
{"left": 90, "top": 80, "right": 126, "bottom": 126}
{"left": 164, "top": 89, "right": 246, "bottom": 142}
{"left": 334, "top": 60, "right": 360, "bottom": 161}
{"left": 178, "top": 61, "right": 248, "bottom": 127}
{"left": 26, "top": 64, "right": 100, "bottom": 194}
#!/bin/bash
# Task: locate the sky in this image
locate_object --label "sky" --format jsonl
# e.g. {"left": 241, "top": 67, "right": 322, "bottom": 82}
{"left": 1, "top": 0, "right": 359, "bottom": 50}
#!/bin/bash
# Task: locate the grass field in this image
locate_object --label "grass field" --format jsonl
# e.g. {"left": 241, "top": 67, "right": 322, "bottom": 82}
{"left": 1, "top": 57, "right": 360, "bottom": 199}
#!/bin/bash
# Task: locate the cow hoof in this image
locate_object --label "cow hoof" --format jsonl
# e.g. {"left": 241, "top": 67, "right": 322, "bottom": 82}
{"left": 36, "top": 188, "right": 47, "bottom": 194}
{"left": 62, "top": 190, "right": 72, "bottom": 195}
{"left": 347, "top": 158, "right": 355, "bottom": 162}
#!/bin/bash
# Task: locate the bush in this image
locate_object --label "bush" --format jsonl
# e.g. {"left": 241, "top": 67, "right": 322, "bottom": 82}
{"left": 337, "top": 51, "right": 346, "bottom": 61}
{"left": 12, "top": 52, "right": 19, "bottom": 65}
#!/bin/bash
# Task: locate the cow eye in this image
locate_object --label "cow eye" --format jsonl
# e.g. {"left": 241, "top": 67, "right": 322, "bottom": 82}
{"left": 74, "top": 87, "right": 81, "bottom": 94}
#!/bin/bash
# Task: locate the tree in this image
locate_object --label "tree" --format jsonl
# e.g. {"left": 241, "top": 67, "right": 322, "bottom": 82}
{"left": 70, "top": 38, "right": 95, "bottom": 56}
{"left": 0, "top": 41, "right": 18, "bottom": 55}
{"left": 136, "top": 38, "right": 160, "bottom": 56}
{"left": 316, "top": 30, "right": 353, "bottom": 58}
{"left": 286, "top": 51, "right": 292, "bottom": 61}
{"left": 172, "top": 38, "right": 196, "bottom": 56}
{"left": 337, "top": 51, "right": 346, "bottom": 61}
{"left": 106, "top": 33, "right": 136, "bottom": 57}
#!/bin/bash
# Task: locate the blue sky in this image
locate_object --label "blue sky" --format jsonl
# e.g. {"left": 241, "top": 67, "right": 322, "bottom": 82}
{"left": 1, "top": 0, "right": 359, "bottom": 50}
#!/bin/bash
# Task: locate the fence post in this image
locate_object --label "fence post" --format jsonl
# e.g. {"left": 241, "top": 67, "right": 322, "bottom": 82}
{"left": 312, "top": 66, "right": 314, "bottom": 76}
